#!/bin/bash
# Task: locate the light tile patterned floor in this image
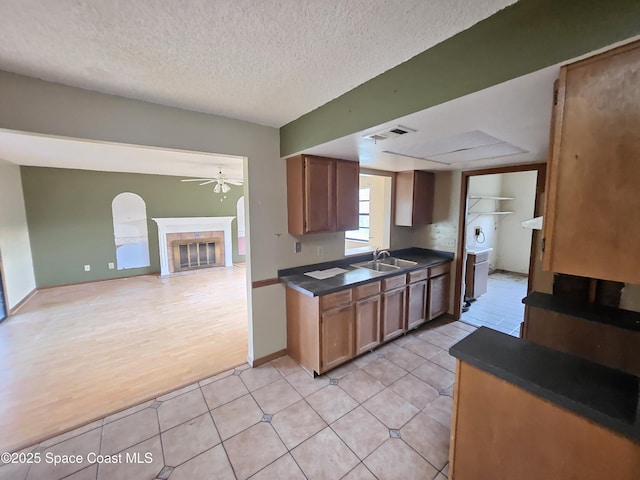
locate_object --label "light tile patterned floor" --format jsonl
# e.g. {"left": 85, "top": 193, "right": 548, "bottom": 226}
{"left": 0, "top": 319, "right": 476, "bottom": 480}
{"left": 461, "top": 271, "right": 528, "bottom": 336}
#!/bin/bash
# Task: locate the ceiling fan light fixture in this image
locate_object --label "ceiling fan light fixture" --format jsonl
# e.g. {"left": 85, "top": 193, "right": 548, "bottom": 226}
{"left": 221, "top": 183, "right": 230, "bottom": 193}
{"left": 213, "top": 183, "right": 221, "bottom": 193}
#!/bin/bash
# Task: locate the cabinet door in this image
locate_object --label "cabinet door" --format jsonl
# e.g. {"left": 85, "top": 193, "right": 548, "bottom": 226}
{"left": 305, "top": 156, "right": 335, "bottom": 233}
{"left": 407, "top": 280, "right": 428, "bottom": 330}
{"left": 394, "top": 171, "right": 434, "bottom": 226}
{"left": 472, "top": 261, "right": 489, "bottom": 298}
{"left": 382, "top": 287, "right": 406, "bottom": 342}
{"left": 355, "top": 295, "right": 381, "bottom": 354}
{"left": 543, "top": 41, "right": 640, "bottom": 283}
{"left": 335, "top": 160, "right": 359, "bottom": 231}
{"left": 428, "top": 273, "right": 450, "bottom": 320}
{"left": 320, "top": 304, "right": 354, "bottom": 372}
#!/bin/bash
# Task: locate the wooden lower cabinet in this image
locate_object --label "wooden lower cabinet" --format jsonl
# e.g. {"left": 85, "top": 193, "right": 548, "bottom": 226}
{"left": 321, "top": 304, "right": 354, "bottom": 371}
{"left": 428, "top": 265, "right": 450, "bottom": 320}
{"left": 407, "top": 280, "right": 428, "bottom": 330}
{"left": 382, "top": 287, "right": 406, "bottom": 342}
{"left": 286, "top": 261, "right": 451, "bottom": 375}
{"left": 355, "top": 295, "right": 381, "bottom": 354}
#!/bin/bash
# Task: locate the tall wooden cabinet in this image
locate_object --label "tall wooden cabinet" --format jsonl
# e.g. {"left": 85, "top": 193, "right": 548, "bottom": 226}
{"left": 543, "top": 40, "right": 640, "bottom": 284}
{"left": 406, "top": 268, "right": 429, "bottom": 330}
{"left": 354, "top": 282, "right": 381, "bottom": 354}
{"left": 394, "top": 170, "right": 435, "bottom": 226}
{"left": 286, "top": 154, "right": 359, "bottom": 235}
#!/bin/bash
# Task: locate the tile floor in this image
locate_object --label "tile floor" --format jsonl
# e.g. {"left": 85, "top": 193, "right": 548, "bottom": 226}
{"left": 0, "top": 319, "right": 475, "bottom": 480}
{"left": 461, "top": 271, "right": 528, "bottom": 337}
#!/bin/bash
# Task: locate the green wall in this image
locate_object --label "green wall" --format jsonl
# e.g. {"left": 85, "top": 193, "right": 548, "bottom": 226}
{"left": 281, "top": 0, "right": 640, "bottom": 156}
{"left": 21, "top": 166, "right": 245, "bottom": 287}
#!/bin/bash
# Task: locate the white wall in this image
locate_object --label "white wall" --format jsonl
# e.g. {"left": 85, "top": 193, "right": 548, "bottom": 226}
{"left": 0, "top": 158, "right": 36, "bottom": 309}
{"left": 495, "top": 171, "right": 537, "bottom": 274}
{"left": 466, "top": 174, "right": 503, "bottom": 270}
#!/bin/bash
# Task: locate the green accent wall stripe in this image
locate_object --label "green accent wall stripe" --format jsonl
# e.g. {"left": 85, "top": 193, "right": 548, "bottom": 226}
{"left": 280, "top": 0, "right": 640, "bottom": 156}
{"left": 21, "top": 167, "right": 244, "bottom": 288}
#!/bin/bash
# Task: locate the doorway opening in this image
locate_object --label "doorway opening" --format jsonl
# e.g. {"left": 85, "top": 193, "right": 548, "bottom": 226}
{"left": 0, "top": 257, "right": 7, "bottom": 322}
{"left": 454, "top": 164, "right": 546, "bottom": 336}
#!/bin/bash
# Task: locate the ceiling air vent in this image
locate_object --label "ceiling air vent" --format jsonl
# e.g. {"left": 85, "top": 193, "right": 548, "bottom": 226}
{"left": 363, "top": 125, "right": 416, "bottom": 142}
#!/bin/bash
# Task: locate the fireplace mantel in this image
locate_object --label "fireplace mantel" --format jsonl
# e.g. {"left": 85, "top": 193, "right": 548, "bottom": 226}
{"left": 152, "top": 217, "right": 235, "bottom": 276}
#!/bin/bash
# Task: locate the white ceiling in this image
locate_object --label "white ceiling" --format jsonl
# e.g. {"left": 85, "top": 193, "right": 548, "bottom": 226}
{"left": 0, "top": 130, "right": 244, "bottom": 179}
{"left": 0, "top": 0, "right": 516, "bottom": 127}
{"left": 301, "top": 64, "right": 560, "bottom": 171}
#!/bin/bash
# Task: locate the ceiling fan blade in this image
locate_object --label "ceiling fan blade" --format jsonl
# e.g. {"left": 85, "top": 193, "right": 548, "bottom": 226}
{"left": 181, "top": 178, "right": 214, "bottom": 182}
{"left": 226, "top": 179, "right": 244, "bottom": 185}
{"left": 198, "top": 180, "right": 216, "bottom": 185}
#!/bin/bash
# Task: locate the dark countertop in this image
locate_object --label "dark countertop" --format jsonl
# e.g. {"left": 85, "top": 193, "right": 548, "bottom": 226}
{"left": 450, "top": 327, "right": 640, "bottom": 443}
{"left": 523, "top": 291, "right": 640, "bottom": 332}
{"left": 278, "top": 247, "right": 453, "bottom": 297}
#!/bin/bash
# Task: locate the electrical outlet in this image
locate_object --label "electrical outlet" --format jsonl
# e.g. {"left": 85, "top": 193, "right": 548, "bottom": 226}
{"left": 84, "top": 264, "right": 91, "bottom": 272}
{"left": 108, "top": 262, "right": 115, "bottom": 269}
{"left": 294, "top": 241, "right": 301, "bottom": 253}
{"left": 316, "top": 246, "right": 324, "bottom": 256}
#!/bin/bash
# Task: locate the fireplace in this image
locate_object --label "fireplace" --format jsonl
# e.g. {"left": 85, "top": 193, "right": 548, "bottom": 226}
{"left": 152, "top": 217, "right": 235, "bottom": 276}
{"left": 172, "top": 237, "right": 223, "bottom": 272}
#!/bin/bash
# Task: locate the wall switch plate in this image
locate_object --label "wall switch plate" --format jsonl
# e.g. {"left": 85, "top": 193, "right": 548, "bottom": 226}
{"left": 84, "top": 265, "right": 91, "bottom": 272}
{"left": 474, "top": 226, "right": 482, "bottom": 236}
{"left": 108, "top": 262, "right": 115, "bottom": 269}
{"left": 294, "top": 241, "right": 301, "bottom": 253}
{"left": 316, "top": 246, "right": 324, "bottom": 256}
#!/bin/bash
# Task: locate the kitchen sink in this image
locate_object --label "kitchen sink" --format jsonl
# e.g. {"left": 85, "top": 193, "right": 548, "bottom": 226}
{"left": 379, "top": 257, "right": 417, "bottom": 268}
{"left": 350, "top": 260, "right": 401, "bottom": 272}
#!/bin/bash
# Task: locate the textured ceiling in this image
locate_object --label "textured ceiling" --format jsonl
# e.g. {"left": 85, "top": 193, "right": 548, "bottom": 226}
{"left": 0, "top": 0, "right": 516, "bottom": 127}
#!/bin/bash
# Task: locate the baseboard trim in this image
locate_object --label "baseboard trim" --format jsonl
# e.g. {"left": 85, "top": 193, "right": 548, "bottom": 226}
{"left": 37, "top": 272, "right": 161, "bottom": 290}
{"left": 9, "top": 288, "right": 37, "bottom": 315}
{"left": 252, "top": 278, "right": 280, "bottom": 289}
{"left": 250, "top": 349, "right": 287, "bottom": 368}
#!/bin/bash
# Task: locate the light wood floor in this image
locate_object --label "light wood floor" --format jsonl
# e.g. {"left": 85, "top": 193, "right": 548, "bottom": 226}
{"left": 0, "top": 265, "right": 248, "bottom": 453}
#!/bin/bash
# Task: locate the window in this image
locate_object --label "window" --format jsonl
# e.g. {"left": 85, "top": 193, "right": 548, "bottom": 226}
{"left": 112, "top": 192, "right": 150, "bottom": 270}
{"left": 346, "top": 187, "right": 371, "bottom": 242}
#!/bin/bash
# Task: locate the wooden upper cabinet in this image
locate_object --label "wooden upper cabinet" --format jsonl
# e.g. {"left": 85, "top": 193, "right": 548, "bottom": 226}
{"left": 543, "top": 40, "right": 640, "bottom": 284}
{"left": 304, "top": 156, "right": 334, "bottom": 233}
{"left": 394, "top": 170, "right": 435, "bottom": 226}
{"left": 286, "top": 155, "right": 359, "bottom": 235}
{"left": 335, "top": 159, "right": 359, "bottom": 231}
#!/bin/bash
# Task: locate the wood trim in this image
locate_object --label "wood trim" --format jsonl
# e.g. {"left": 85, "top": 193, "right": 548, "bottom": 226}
{"left": 449, "top": 359, "right": 462, "bottom": 480}
{"left": 0, "top": 257, "right": 10, "bottom": 317}
{"left": 454, "top": 163, "right": 547, "bottom": 320}
{"left": 461, "top": 162, "right": 546, "bottom": 177}
{"left": 526, "top": 162, "right": 547, "bottom": 297}
{"left": 8, "top": 288, "right": 37, "bottom": 315}
{"left": 252, "top": 278, "right": 280, "bottom": 289}
{"left": 251, "top": 348, "right": 287, "bottom": 368}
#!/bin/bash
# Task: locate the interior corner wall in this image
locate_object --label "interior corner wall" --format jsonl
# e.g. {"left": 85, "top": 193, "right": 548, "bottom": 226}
{"left": 21, "top": 167, "right": 245, "bottom": 288}
{"left": 0, "top": 159, "right": 36, "bottom": 309}
{"left": 412, "top": 170, "right": 461, "bottom": 314}
{"left": 495, "top": 171, "right": 537, "bottom": 274}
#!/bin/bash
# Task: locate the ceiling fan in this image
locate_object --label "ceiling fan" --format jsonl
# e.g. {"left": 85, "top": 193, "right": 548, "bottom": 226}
{"left": 181, "top": 166, "right": 243, "bottom": 193}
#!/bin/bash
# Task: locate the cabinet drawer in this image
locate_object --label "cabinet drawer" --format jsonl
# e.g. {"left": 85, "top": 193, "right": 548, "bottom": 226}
{"left": 354, "top": 281, "right": 381, "bottom": 300}
{"left": 320, "top": 289, "right": 352, "bottom": 310}
{"left": 429, "top": 262, "right": 451, "bottom": 278}
{"left": 469, "top": 251, "right": 489, "bottom": 264}
{"left": 408, "top": 268, "right": 429, "bottom": 283}
{"left": 382, "top": 274, "right": 407, "bottom": 291}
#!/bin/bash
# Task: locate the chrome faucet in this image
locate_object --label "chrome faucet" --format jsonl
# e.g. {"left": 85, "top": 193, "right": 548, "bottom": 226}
{"left": 373, "top": 249, "right": 391, "bottom": 261}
